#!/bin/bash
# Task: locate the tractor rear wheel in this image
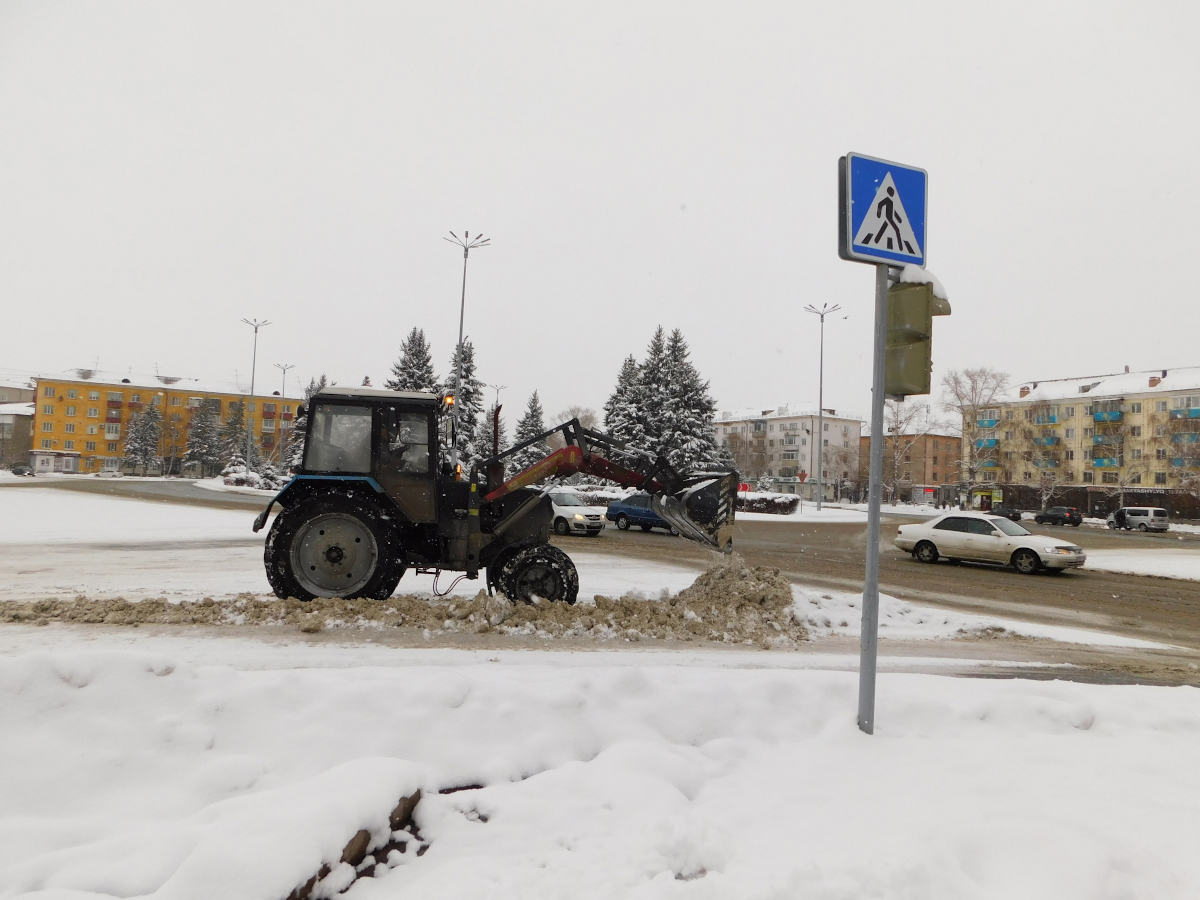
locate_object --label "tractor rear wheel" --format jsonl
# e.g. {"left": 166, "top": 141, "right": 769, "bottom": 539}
{"left": 498, "top": 544, "right": 579, "bottom": 604}
{"left": 265, "top": 496, "right": 403, "bottom": 601}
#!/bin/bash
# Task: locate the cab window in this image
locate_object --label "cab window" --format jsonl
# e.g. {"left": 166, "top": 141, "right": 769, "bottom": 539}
{"left": 380, "top": 407, "right": 432, "bottom": 475}
{"left": 305, "top": 404, "right": 372, "bottom": 472}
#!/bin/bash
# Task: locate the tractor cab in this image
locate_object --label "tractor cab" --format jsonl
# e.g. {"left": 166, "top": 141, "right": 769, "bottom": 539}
{"left": 300, "top": 386, "right": 442, "bottom": 523}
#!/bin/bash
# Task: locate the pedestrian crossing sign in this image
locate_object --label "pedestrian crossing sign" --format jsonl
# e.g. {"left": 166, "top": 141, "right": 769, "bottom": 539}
{"left": 839, "top": 153, "right": 927, "bottom": 266}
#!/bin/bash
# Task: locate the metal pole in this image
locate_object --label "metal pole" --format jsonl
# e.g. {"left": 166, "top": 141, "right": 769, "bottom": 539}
{"left": 443, "top": 231, "right": 489, "bottom": 473}
{"left": 858, "top": 264, "right": 892, "bottom": 734}
{"left": 804, "top": 302, "right": 841, "bottom": 510}
{"left": 274, "top": 362, "right": 293, "bottom": 463}
{"left": 241, "top": 318, "right": 270, "bottom": 473}
{"left": 816, "top": 319, "right": 825, "bottom": 511}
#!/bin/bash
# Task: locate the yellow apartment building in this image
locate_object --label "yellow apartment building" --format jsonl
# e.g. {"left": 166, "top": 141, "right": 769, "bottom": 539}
{"left": 31, "top": 370, "right": 301, "bottom": 475}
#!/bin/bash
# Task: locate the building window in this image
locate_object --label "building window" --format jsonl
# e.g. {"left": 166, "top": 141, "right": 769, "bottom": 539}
{"left": 89, "top": 391, "right": 99, "bottom": 401}
{"left": 41, "top": 439, "right": 52, "bottom": 449}
{"left": 1064, "top": 427, "right": 1074, "bottom": 439}
{"left": 65, "top": 405, "right": 76, "bottom": 416}
{"left": 87, "top": 426, "right": 97, "bottom": 435}
{"left": 1101, "top": 471, "right": 1118, "bottom": 484}
{"left": 64, "top": 423, "right": 76, "bottom": 434}
{"left": 1066, "top": 449, "right": 1075, "bottom": 460}
{"left": 1130, "top": 425, "right": 1142, "bottom": 437}
{"left": 1130, "top": 448, "right": 1142, "bottom": 460}
{"left": 107, "top": 442, "right": 119, "bottom": 452}
{"left": 1064, "top": 406, "right": 1074, "bottom": 417}
{"left": 41, "top": 422, "right": 53, "bottom": 432}
{"left": 1083, "top": 428, "right": 1093, "bottom": 438}
{"left": 42, "top": 404, "right": 54, "bottom": 415}
{"left": 171, "top": 396, "right": 181, "bottom": 406}
{"left": 1156, "top": 448, "right": 1168, "bottom": 460}
{"left": 63, "top": 440, "right": 75, "bottom": 450}
{"left": 105, "top": 424, "right": 120, "bottom": 438}
{"left": 1155, "top": 472, "right": 1168, "bottom": 485}
{"left": 107, "top": 392, "right": 123, "bottom": 402}
{"left": 88, "top": 407, "right": 99, "bottom": 418}
{"left": 1130, "top": 402, "right": 1142, "bottom": 413}
{"left": 131, "top": 394, "right": 141, "bottom": 403}
{"left": 1083, "top": 471, "right": 1093, "bottom": 483}
{"left": 1156, "top": 401, "right": 1168, "bottom": 412}
{"left": 43, "top": 386, "right": 55, "bottom": 397}
{"left": 1129, "top": 472, "right": 1141, "bottom": 484}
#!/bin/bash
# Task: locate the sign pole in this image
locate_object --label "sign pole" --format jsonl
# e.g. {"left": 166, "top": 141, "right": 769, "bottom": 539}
{"left": 858, "top": 262, "right": 892, "bottom": 734}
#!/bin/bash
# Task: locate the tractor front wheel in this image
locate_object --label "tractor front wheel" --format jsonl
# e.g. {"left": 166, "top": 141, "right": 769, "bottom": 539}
{"left": 265, "top": 496, "right": 403, "bottom": 601}
{"left": 499, "top": 544, "right": 579, "bottom": 604}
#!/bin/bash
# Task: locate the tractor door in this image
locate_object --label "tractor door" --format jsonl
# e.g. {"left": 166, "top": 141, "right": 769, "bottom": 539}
{"left": 375, "top": 404, "right": 437, "bottom": 523}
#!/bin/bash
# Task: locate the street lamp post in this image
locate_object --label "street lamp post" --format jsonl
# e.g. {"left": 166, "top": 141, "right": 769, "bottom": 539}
{"left": 241, "top": 318, "right": 270, "bottom": 474}
{"left": 803, "top": 302, "right": 842, "bottom": 511}
{"left": 443, "top": 230, "right": 490, "bottom": 472}
{"left": 274, "top": 362, "right": 293, "bottom": 463}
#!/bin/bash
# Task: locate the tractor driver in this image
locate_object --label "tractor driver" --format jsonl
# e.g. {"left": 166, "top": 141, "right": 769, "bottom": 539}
{"left": 381, "top": 409, "right": 431, "bottom": 475}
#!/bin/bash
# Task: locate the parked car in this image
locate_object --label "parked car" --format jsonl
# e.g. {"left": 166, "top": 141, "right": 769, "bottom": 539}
{"left": 9, "top": 464, "right": 33, "bottom": 476}
{"left": 989, "top": 503, "right": 1023, "bottom": 521}
{"left": 605, "top": 493, "right": 677, "bottom": 533}
{"left": 1106, "top": 506, "right": 1169, "bottom": 533}
{"left": 1034, "top": 506, "right": 1082, "bottom": 526}
{"left": 895, "top": 511, "right": 1086, "bottom": 574}
{"left": 548, "top": 491, "right": 605, "bottom": 537}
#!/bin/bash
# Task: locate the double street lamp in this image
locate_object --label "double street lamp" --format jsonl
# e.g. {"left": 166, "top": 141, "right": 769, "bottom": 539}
{"left": 443, "top": 230, "right": 490, "bottom": 472}
{"left": 241, "top": 318, "right": 270, "bottom": 472}
{"left": 803, "top": 302, "right": 842, "bottom": 511}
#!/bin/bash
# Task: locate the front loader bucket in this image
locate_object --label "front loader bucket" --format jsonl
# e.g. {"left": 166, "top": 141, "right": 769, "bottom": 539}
{"left": 652, "top": 472, "right": 738, "bottom": 553}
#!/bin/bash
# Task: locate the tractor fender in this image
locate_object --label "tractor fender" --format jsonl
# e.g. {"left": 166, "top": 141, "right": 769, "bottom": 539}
{"left": 252, "top": 475, "right": 388, "bottom": 533}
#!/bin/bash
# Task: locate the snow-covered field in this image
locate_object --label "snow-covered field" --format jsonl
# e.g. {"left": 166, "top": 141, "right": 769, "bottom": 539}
{"left": 2, "top": 482, "right": 1199, "bottom": 898}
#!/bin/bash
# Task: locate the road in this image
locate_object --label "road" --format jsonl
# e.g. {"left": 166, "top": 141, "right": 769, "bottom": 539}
{"left": 18, "top": 477, "right": 1200, "bottom": 684}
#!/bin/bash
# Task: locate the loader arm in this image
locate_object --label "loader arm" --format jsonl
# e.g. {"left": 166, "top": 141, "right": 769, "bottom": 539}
{"left": 481, "top": 420, "right": 737, "bottom": 552}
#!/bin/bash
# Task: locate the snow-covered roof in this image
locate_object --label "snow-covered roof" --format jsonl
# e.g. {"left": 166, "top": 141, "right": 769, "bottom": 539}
{"left": 1003, "top": 366, "right": 1200, "bottom": 404}
{"left": 716, "top": 402, "right": 864, "bottom": 424}
{"left": 0, "top": 402, "right": 34, "bottom": 417}
{"left": 30, "top": 368, "right": 303, "bottom": 400}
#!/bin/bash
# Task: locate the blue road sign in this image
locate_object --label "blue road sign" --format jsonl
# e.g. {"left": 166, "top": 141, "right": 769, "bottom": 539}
{"left": 839, "top": 153, "right": 927, "bottom": 267}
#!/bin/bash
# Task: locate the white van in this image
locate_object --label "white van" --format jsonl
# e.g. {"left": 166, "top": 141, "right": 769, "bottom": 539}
{"left": 1106, "top": 507, "right": 1169, "bottom": 532}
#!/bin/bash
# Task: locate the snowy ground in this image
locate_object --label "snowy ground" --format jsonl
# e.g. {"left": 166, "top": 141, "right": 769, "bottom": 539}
{"left": 2, "top": 482, "right": 1199, "bottom": 898}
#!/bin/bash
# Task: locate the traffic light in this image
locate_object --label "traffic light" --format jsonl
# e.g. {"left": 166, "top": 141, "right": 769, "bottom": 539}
{"left": 884, "top": 281, "right": 951, "bottom": 398}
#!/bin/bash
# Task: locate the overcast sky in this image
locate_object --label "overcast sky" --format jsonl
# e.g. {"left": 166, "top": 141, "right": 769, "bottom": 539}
{"left": 2, "top": 1, "right": 1196, "bottom": 425}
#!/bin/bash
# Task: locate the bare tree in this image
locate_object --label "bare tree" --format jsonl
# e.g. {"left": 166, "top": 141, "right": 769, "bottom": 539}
{"left": 1009, "top": 399, "right": 1066, "bottom": 509}
{"left": 940, "top": 367, "right": 1009, "bottom": 500}
{"left": 881, "top": 399, "right": 931, "bottom": 501}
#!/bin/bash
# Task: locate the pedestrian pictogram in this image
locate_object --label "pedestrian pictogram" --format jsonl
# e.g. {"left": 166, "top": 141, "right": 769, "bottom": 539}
{"left": 838, "top": 153, "right": 927, "bottom": 267}
{"left": 854, "top": 173, "right": 920, "bottom": 256}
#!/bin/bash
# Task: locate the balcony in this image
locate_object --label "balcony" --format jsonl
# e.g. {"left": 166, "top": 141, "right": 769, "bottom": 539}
{"left": 1168, "top": 407, "right": 1200, "bottom": 420}
{"left": 281, "top": 412, "right": 294, "bottom": 421}
{"left": 1032, "top": 458, "right": 1060, "bottom": 468}
{"left": 1092, "top": 410, "right": 1123, "bottom": 423}
{"left": 1034, "top": 415, "right": 1058, "bottom": 425}
{"left": 978, "top": 460, "right": 999, "bottom": 469}
{"left": 1170, "top": 432, "right": 1200, "bottom": 443}
{"left": 262, "top": 409, "right": 277, "bottom": 419}
{"left": 1093, "top": 434, "right": 1123, "bottom": 446}
{"left": 976, "top": 418, "right": 998, "bottom": 429}
{"left": 1092, "top": 457, "right": 1120, "bottom": 468}
{"left": 1032, "top": 436, "right": 1059, "bottom": 447}
{"left": 106, "top": 400, "right": 123, "bottom": 409}
{"left": 975, "top": 438, "right": 997, "bottom": 449}
{"left": 1169, "top": 457, "right": 1200, "bottom": 469}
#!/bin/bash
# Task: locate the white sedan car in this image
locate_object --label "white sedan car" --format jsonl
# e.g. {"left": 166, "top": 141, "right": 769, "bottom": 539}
{"left": 895, "top": 511, "right": 1086, "bottom": 574}
{"left": 548, "top": 491, "right": 606, "bottom": 537}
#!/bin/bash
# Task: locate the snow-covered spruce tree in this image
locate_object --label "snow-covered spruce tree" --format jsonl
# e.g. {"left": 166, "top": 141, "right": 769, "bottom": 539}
{"left": 219, "top": 400, "right": 249, "bottom": 468}
{"left": 125, "top": 405, "right": 163, "bottom": 475}
{"left": 441, "top": 339, "right": 484, "bottom": 469}
{"left": 184, "top": 402, "right": 223, "bottom": 477}
{"left": 636, "top": 326, "right": 669, "bottom": 455}
{"left": 604, "top": 354, "right": 649, "bottom": 453}
{"left": 386, "top": 327, "right": 439, "bottom": 392}
{"left": 285, "top": 375, "right": 327, "bottom": 471}
{"left": 659, "top": 328, "right": 721, "bottom": 472}
{"left": 508, "top": 391, "right": 551, "bottom": 476}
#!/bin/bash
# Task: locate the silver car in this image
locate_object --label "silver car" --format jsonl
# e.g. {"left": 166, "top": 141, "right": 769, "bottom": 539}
{"left": 895, "top": 511, "right": 1086, "bottom": 574}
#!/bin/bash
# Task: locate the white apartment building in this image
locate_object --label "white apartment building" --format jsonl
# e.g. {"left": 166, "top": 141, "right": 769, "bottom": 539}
{"left": 715, "top": 403, "right": 863, "bottom": 499}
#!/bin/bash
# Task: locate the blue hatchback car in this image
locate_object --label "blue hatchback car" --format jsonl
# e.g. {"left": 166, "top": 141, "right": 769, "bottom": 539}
{"left": 605, "top": 493, "right": 676, "bottom": 534}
